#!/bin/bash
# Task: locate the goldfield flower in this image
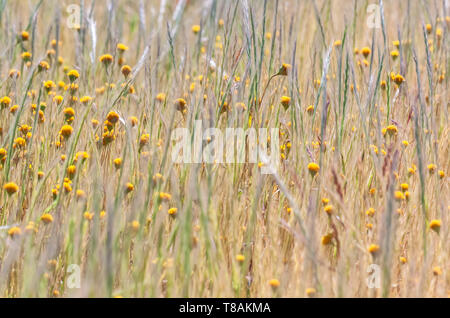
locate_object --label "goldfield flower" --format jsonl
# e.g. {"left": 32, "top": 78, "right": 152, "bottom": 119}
{"left": 41, "top": 213, "right": 54, "bottom": 224}
{"left": 361, "top": 46, "right": 371, "bottom": 58}
{"left": 67, "top": 165, "right": 76, "bottom": 178}
{"left": 427, "top": 163, "right": 437, "bottom": 173}
{"left": 394, "top": 191, "right": 405, "bottom": 201}
{"left": 429, "top": 219, "right": 441, "bottom": 233}
{"left": 400, "top": 183, "right": 409, "bottom": 191}
{"left": 323, "top": 205, "right": 334, "bottom": 215}
{"left": 393, "top": 74, "right": 405, "bottom": 86}
{"left": 121, "top": 65, "right": 132, "bottom": 78}
{"left": 139, "top": 134, "right": 150, "bottom": 148}
{"left": 385, "top": 124, "right": 398, "bottom": 136}
{"left": 14, "top": 137, "right": 26, "bottom": 148}
{"left": 235, "top": 254, "right": 245, "bottom": 264}
{"left": 153, "top": 173, "right": 163, "bottom": 184}
{"left": 156, "top": 93, "right": 166, "bottom": 102}
{"left": 91, "top": 119, "right": 100, "bottom": 128}
{"left": 321, "top": 233, "right": 333, "bottom": 245}
{"left": 63, "top": 182, "right": 72, "bottom": 193}
{"left": 438, "top": 170, "right": 445, "bottom": 179}
{"left": 192, "top": 25, "right": 201, "bottom": 34}
{"left": 21, "top": 51, "right": 32, "bottom": 61}
{"left": 113, "top": 158, "right": 122, "bottom": 169}
{"left": 307, "top": 162, "right": 320, "bottom": 175}
{"left": 64, "top": 107, "right": 75, "bottom": 120}
{"left": 80, "top": 96, "right": 92, "bottom": 104}
{"left": 390, "top": 50, "right": 399, "bottom": 60}
{"left": 269, "top": 279, "right": 280, "bottom": 289}
{"left": 106, "top": 111, "right": 120, "bottom": 124}
{"left": 128, "top": 116, "right": 138, "bottom": 127}
{"left": 278, "top": 63, "right": 291, "bottom": 76}
{"left": 159, "top": 192, "right": 172, "bottom": 201}
{"left": 131, "top": 220, "right": 140, "bottom": 232}
{"left": 1, "top": 96, "right": 12, "bottom": 108}
{"left": 60, "top": 125, "right": 73, "bottom": 139}
{"left": 99, "top": 54, "right": 114, "bottom": 65}
{"left": 368, "top": 244, "right": 380, "bottom": 255}
{"left": 8, "top": 226, "right": 22, "bottom": 238}
{"left": 21, "top": 30, "right": 29, "bottom": 41}
{"left": 174, "top": 98, "right": 187, "bottom": 113}
{"left": 38, "top": 60, "right": 50, "bottom": 72}
{"left": 366, "top": 208, "right": 375, "bottom": 216}
{"left": 306, "top": 105, "right": 314, "bottom": 114}
{"left": 306, "top": 288, "right": 316, "bottom": 297}
{"left": 117, "top": 43, "right": 129, "bottom": 52}
{"left": 432, "top": 266, "right": 442, "bottom": 276}
{"left": 168, "top": 207, "right": 178, "bottom": 217}
{"left": 0, "top": 148, "right": 7, "bottom": 162}
{"left": 67, "top": 69, "right": 80, "bottom": 82}
{"left": 53, "top": 95, "right": 64, "bottom": 105}
{"left": 84, "top": 211, "right": 94, "bottom": 221}
{"left": 280, "top": 96, "right": 291, "bottom": 110}
{"left": 4, "top": 182, "right": 19, "bottom": 195}
{"left": 125, "top": 182, "right": 134, "bottom": 193}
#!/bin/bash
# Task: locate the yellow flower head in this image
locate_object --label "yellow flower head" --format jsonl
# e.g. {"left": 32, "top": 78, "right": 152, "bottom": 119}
{"left": 390, "top": 50, "right": 399, "bottom": 60}
{"left": 41, "top": 213, "right": 54, "bottom": 224}
{"left": 8, "top": 226, "right": 22, "bottom": 238}
{"left": 321, "top": 233, "right": 333, "bottom": 245}
{"left": 21, "top": 31, "right": 29, "bottom": 41}
{"left": 427, "top": 164, "right": 437, "bottom": 173}
{"left": 117, "top": 43, "right": 129, "bottom": 52}
{"left": 368, "top": 244, "right": 380, "bottom": 255}
{"left": 113, "top": 158, "right": 122, "bottom": 169}
{"left": 106, "top": 111, "right": 120, "bottom": 124}
{"left": 278, "top": 63, "right": 291, "bottom": 76}
{"left": 429, "top": 219, "right": 441, "bottom": 233}
{"left": 168, "top": 207, "right": 178, "bottom": 217}
{"left": 366, "top": 208, "right": 375, "bottom": 217}
{"left": 307, "top": 162, "right": 320, "bottom": 175}
{"left": 280, "top": 96, "right": 291, "bottom": 109}
{"left": 125, "top": 183, "right": 134, "bottom": 193}
{"left": 159, "top": 192, "right": 172, "bottom": 201}
{"left": 156, "top": 93, "right": 166, "bottom": 102}
{"left": 60, "top": 125, "right": 73, "bottom": 139}
{"left": 236, "top": 254, "right": 245, "bottom": 263}
{"left": 394, "top": 191, "right": 405, "bottom": 201}
{"left": 174, "top": 98, "right": 187, "bottom": 112}
{"left": 306, "top": 288, "right": 316, "bottom": 297}
{"left": 361, "top": 47, "right": 371, "bottom": 57}
{"left": 4, "top": 182, "right": 19, "bottom": 195}
{"left": 269, "top": 279, "right": 280, "bottom": 289}
{"left": 67, "top": 69, "right": 80, "bottom": 82}
{"left": 192, "top": 25, "right": 201, "bottom": 34}
{"left": 99, "top": 54, "right": 114, "bottom": 65}
{"left": 323, "top": 205, "right": 334, "bottom": 215}
{"left": 393, "top": 74, "right": 405, "bottom": 86}
{"left": 121, "top": 65, "right": 132, "bottom": 78}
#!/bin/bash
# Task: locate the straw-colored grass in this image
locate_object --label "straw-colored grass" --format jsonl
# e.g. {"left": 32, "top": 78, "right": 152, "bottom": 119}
{"left": 0, "top": 0, "right": 448, "bottom": 297}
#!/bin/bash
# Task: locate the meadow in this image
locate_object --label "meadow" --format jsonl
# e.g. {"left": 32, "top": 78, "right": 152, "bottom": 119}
{"left": 0, "top": 0, "right": 448, "bottom": 297}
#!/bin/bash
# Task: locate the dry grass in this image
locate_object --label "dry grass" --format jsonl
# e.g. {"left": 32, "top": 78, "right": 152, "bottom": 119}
{"left": 0, "top": 0, "right": 448, "bottom": 297}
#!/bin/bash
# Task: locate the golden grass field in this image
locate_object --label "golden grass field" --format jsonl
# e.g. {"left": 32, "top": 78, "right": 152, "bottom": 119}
{"left": 0, "top": 0, "right": 448, "bottom": 298}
